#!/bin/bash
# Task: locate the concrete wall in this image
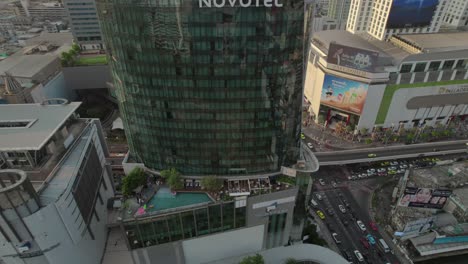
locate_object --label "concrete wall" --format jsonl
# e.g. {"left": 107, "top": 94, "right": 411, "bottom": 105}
{"left": 62, "top": 65, "right": 111, "bottom": 90}
{"left": 183, "top": 225, "right": 265, "bottom": 264}
{"left": 20, "top": 124, "right": 114, "bottom": 264}
{"left": 246, "top": 187, "right": 298, "bottom": 249}
{"left": 384, "top": 83, "right": 468, "bottom": 128}
{"left": 358, "top": 83, "right": 387, "bottom": 129}
{"left": 304, "top": 56, "right": 325, "bottom": 118}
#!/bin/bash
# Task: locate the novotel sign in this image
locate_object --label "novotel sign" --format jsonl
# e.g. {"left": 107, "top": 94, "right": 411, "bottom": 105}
{"left": 199, "top": 0, "right": 283, "bottom": 8}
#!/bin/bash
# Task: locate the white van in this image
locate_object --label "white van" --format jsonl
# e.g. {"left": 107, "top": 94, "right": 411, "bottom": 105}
{"left": 378, "top": 238, "right": 390, "bottom": 253}
{"left": 310, "top": 199, "right": 318, "bottom": 208}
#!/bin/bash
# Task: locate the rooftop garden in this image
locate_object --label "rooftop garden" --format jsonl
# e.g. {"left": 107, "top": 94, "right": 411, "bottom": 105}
{"left": 61, "top": 44, "right": 108, "bottom": 67}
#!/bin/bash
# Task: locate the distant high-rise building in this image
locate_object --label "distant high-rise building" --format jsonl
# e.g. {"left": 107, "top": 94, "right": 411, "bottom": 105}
{"left": 63, "top": 0, "right": 104, "bottom": 50}
{"left": 442, "top": 0, "right": 468, "bottom": 29}
{"left": 97, "top": 0, "right": 309, "bottom": 176}
{"left": 347, "top": 0, "right": 449, "bottom": 40}
{"left": 327, "top": 0, "right": 351, "bottom": 29}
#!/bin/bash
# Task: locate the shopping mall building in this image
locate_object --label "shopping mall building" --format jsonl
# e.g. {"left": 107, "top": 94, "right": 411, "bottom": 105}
{"left": 304, "top": 30, "right": 468, "bottom": 131}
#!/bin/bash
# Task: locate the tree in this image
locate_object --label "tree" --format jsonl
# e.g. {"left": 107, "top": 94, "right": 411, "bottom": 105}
{"left": 122, "top": 167, "right": 146, "bottom": 196}
{"left": 317, "top": 115, "right": 325, "bottom": 125}
{"left": 345, "top": 125, "right": 353, "bottom": 133}
{"left": 284, "top": 258, "right": 298, "bottom": 264}
{"left": 360, "top": 127, "right": 368, "bottom": 136}
{"left": 239, "top": 254, "right": 264, "bottom": 264}
{"left": 365, "top": 138, "right": 373, "bottom": 144}
{"left": 302, "top": 224, "right": 327, "bottom": 246}
{"left": 161, "top": 168, "right": 183, "bottom": 190}
{"left": 201, "top": 175, "right": 222, "bottom": 192}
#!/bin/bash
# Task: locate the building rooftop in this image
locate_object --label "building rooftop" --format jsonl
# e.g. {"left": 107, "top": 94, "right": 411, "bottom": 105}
{"left": 24, "top": 32, "right": 73, "bottom": 47}
{"left": 452, "top": 187, "right": 468, "bottom": 208}
{"left": 0, "top": 102, "right": 81, "bottom": 151}
{"left": 209, "top": 244, "right": 349, "bottom": 264}
{"left": 312, "top": 30, "right": 406, "bottom": 68}
{"left": 409, "top": 161, "right": 468, "bottom": 189}
{"left": 0, "top": 53, "right": 57, "bottom": 78}
{"left": 397, "top": 32, "right": 468, "bottom": 53}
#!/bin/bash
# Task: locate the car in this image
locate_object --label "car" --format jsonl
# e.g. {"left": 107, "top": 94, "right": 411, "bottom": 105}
{"left": 388, "top": 170, "right": 397, "bottom": 175}
{"left": 316, "top": 210, "right": 325, "bottom": 219}
{"left": 351, "top": 175, "right": 357, "bottom": 180}
{"left": 378, "top": 171, "right": 387, "bottom": 176}
{"left": 347, "top": 175, "right": 353, "bottom": 180}
{"left": 377, "top": 168, "right": 387, "bottom": 173}
{"left": 399, "top": 164, "right": 408, "bottom": 169}
{"left": 366, "top": 234, "right": 376, "bottom": 245}
{"left": 380, "top": 161, "right": 390, "bottom": 166}
{"left": 368, "top": 153, "right": 377, "bottom": 158}
{"left": 343, "top": 220, "right": 349, "bottom": 226}
{"left": 356, "top": 220, "right": 366, "bottom": 231}
{"left": 359, "top": 238, "right": 370, "bottom": 249}
{"left": 310, "top": 199, "right": 318, "bottom": 208}
{"left": 332, "top": 233, "right": 341, "bottom": 244}
{"left": 367, "top": 168, "right": 376, "bottom": 174}
{"left": 338, "top": 204, "right": 347, "bottom": 213}
{"left": 369, "top": 221, "right": 378, "bottom": 231}
{"left": 300, "top": 133, "right": 306, "bottom": 139}
{"left": 331, "top": 181, "right": 337, "bottom": 188}
{"left": 358, "top": 173, "right": 368, "bottom": 178}
{"left": 307, "top": 142, "right": 314, "bottom": 149}
{"left": 319, "top": 179, "right": 326, "bottom": 186}
{"left": 388, "top": 166, "right": 397, "bottom": 171}
{"left": 326, "top": 208, "right": 334, "bottom": 216}
{"left": 396, "top": 169, "right": 406, "bottom": 174}
{"left": 390, "top": 161, "right": 399, "bottom": 166}
{"left": 354, "top": 250, "right": 364, "bottom": 262}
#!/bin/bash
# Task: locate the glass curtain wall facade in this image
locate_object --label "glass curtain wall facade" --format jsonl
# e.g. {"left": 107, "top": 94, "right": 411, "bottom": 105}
{"left": 97, "top": 0, "right": 306, "bottom": 175}
{"left": 123, "top": 201, "right": 246, "bottom": 249}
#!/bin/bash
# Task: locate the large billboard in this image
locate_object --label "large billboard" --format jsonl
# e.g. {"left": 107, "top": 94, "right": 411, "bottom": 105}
{"left": 320, "top": 75, "right": 368, "bottom": 115}
{"left": 327, "top": 43, "right": 379, "bottom": 72}
{"left": 398, "top": 187, "right": 452, "bottom": 209}
{"left": 387, "top": 0, "right": 439, "bottom": 29}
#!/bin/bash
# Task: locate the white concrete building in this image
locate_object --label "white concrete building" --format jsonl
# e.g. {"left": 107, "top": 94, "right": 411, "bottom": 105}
{"left": 442, "top": 0, "right": 468, "bottom": 29}
{"left": 0, "top": 102, "right": 114, "bottom": 264}
{"left": 304, "top": 30, "right": 468, "bottom": 130}
{"left": 347, "top": 0, "right": 449, "bottom": 40}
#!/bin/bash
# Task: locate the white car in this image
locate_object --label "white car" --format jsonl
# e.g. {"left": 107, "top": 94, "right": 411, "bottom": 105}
{"left": 319, "top": 179, "right": 326, "bottom": 186}
{"left": 354, "top": 250, "right": 364, "bottom": 262}
{"left": 332, "top": 233, "right": 341, "bottom": 244}
{"left": 307, "top": 142, "right": 314, "bottom": 149}
{"left": 388, "top": 166, "right": 397, "bottom": 171}
{"left": 315, "top": 193, "right": 323, "bottom": 201}
{"left": 399, "top": 164, "right": 408, "bottom": 169}
{"left": 338, "top": 204, "right": 346, "bottom": 213}
{"left": 377, "top": 168, "right": 387, "bottom": 173}
{"left": 359, "top": 173, "right": 368, "bottom": 178}
{"left": 356, "top": 220, "right": 366, "bottom": 232}
{"left": 331, "top": 181, "right": 337, "bottom": 188}
{"left": 390, "top": 161, "right": 399, "bottom": 166}
{"left": 397, "top": 169, "right": 406, "bottom": 174}
{"left": 367, "top": 168, "right": 376, "bottom": 174}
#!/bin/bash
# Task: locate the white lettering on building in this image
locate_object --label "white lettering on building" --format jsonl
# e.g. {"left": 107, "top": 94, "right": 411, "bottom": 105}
{"left": 199, "top": 0, "right": 283, "bottom": 8}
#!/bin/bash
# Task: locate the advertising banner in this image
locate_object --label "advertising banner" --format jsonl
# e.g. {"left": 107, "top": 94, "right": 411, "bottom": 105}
{"left": 398, "top": 187, "right": 452, "bottom": 209}
{"left": 387, "top": 0, "right": 439, "bottom": 28}
{"left": 402, "top": 217, "right": 435, "bottom": 236}
{"left": 327, "top": 43, "right": 379, "bottom": 72}
{"left": 320, "top": 75, "right": 368, "bottom": 115}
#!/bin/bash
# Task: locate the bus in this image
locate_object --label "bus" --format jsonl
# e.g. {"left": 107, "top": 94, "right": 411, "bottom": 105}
{"left": 378, "top": 238, "right": 390, "bottom": 253}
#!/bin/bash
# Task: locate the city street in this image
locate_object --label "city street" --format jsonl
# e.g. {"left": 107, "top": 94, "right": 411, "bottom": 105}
{"left": 310, "top": 166, "right": 409, "bottom": 264}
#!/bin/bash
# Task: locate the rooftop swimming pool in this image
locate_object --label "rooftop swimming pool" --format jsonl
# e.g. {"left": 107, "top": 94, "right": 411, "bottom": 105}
{"left": 147, "top": 187, "right": 212, "bottom": 212}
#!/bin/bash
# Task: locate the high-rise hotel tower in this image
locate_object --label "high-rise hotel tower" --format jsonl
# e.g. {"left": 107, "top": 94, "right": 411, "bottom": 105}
{"left": 97, "top": 0, "right": 308, "bottom": 175}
